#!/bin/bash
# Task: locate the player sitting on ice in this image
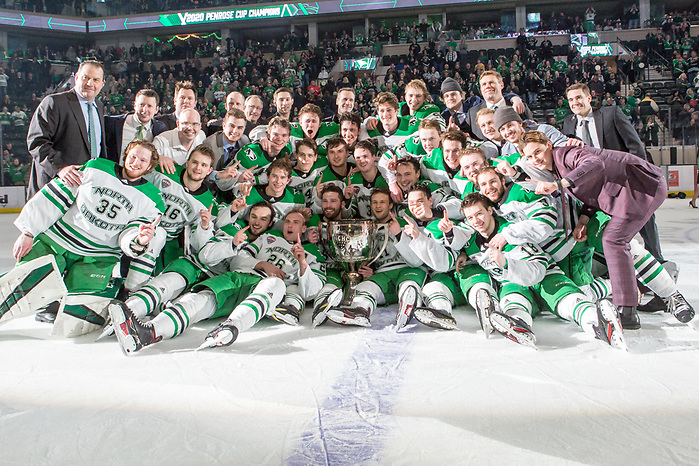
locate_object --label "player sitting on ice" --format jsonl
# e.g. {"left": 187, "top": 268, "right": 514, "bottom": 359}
{"left": 444, "top": 193, "right": 627, "bottom": 350}
{"left": 110, "top": 210, "right": 325, "bottom": 354}
{"left": 1, "top": 140, "right": 165, "bottom": 336}
{"left": 106, "top": 201, "right": 276, "bottom": 333}
{"left": 324, "top": 188, "right": 426, "bottom": 329}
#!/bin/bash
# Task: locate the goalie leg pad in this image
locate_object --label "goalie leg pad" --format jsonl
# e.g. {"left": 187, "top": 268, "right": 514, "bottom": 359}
{"left": 0, "top": 255, "right": 67, "bottom": 326}
{"left": 51, "top": 294, "right": 112, "bottom": 338}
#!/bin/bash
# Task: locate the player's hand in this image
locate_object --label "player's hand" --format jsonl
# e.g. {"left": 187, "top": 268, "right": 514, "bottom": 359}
{"left": 455, "top": 250, "right": 468, "bottom": 274}
{"left": 217, "top": 160, "right": 240, "bottom": 180}
{"left": 411, "top": 203, "right": 430, "bottom": 221}
{"left": 258, "top": 138, "right": 272, "bottom": 153}
{"left": 403, "top": 214, "right": 420, "bottom": 239}
{"left": 257, "top": 261, "right": 286, "bottom": 279}
{"left": 563, "top": 137, "right": 584, "bottom": 147}
{"left": 495, "top": 159, "right": 516, "bottom": 177}
{"left": 365, "top": 117, "right": 378, "bottom": 131}
{"left": 358, "top": 263, "right": 373, "bottom": 279}
{"left": 200, "top": 203, "right": 214, "bottom": 230}
{"left": 159, "top": 156, "right": 176, "bottom": 175}
{"left": 292, "top": 233, "right": 306, "bottom": 263}
{"left": 237, "top": 181, "right": 254, "bottom": 199}
{"left": 58, "top": 165, "right": 83, "bottom": 187}
{"left": 511, "top": 96, "right": 526, "bottom": 115}
{"left": 238, "top": 165, "right": 258, "bottom": 184}
{"left": 573, "top": 215, "right": 589, "bottom": 242}
{"left": 314, "top": 171, "right": 325, "bottom": 197}
{"left": 446, "top": 115, "right": 460, "bottom": 132}
{"left": 438, "top": 209, "right": 454, "bottom": 233}
{"left": 230, "top": 195, "right": 247, "bottom": 213}
{"left": 385, "top": 154, "right": 397, "bottom": 172}
{"left": 344, "top": 179, "right": 359, "bottom": 199}
{"left": 232, "top": 225, "right": 249, "bottom": 246}
{"left": 13, "top": 233, "right": 34, "bottom": 261}
{"left": 137, "top": 214, "right": 161, "bottom": 245}
{"left": 533, "top": 181, "right": 558, "bottom": 195}
{"left": 488, "top": 246, "right": 506, "bottom": 267}
{"left": 387, "top": 212, "right": 402, "bottom": 236}
{"left": 307, "top": 226, "right": 320, "bottom": 244}
{"left": 486, "top": 232, "right": 508, "bottom": 250}
{"left": 389, "top": 182, "right": 403, "bottom": 203}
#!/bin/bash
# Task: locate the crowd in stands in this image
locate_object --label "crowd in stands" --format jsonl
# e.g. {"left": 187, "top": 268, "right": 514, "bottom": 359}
{"left": 0, "top": 8, "right": 698, "bottom": 186}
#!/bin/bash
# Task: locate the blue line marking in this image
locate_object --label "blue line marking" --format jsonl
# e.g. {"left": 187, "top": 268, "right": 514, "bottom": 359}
{"left": 285, "top": 309, "right": 417, "bottom": 465}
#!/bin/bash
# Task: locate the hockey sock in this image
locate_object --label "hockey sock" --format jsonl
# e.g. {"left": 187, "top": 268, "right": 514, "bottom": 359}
{"left": 555, "top": 293, "right": 598, "bottom": 335}
{"left": 228, "top": 277, "right": 285, "bottom": 332}
{"left": 123, "top": 252, "right": 158, "bottom": 291}
{"left": 421, "top": 281, "right": 454, "bottom": 315}
{"left": 354, "top": 281, "right": 383, "bottom": 315}
{"left": 127, "top": 272, "right": 188, "bottom": 318}
{"left": 154, "top": 290, "right": 218, "bottom": 339}
{"left": 499, "top": 293, "right": 533, "bottom": 327}
{"left": 579, "top": 277, "right": 612, "bottom": 302}
{"left": 631, "top": 240, "right": 676, "bottom": 298}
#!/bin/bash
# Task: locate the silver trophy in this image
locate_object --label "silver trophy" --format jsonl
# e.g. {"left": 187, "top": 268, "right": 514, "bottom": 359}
{"left": 320, "top": 220, "right": 389, "bottom": 306}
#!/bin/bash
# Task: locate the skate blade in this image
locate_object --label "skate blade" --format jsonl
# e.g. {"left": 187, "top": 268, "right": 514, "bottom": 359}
{"left": 413, "top": 309, "right": 458, "bottom": 330}
{"left": 196, "top": 339, "right": 218, "bottom": 351}
{"left": 598, "top": 302, "right": 629, "bottom": 352}
{"left": 312, "top": 311, "right": 328, "bottom": 328}
{"left": 108, "top": 305, "right": 138, "bottom": 356}
{"left": 394, "top": 305, "right": 415, "bottom": 332}
{"left": 490, "top": 315, "right": 537, "bottom": 350}
{"left": 267, "top": 312, "right": 299, "bottom": 326}
{"left": 95, "top": 323, "right": 115, "bottom": 341}
{"left": 326, "top": 309, "right": 371, "bottom": 327}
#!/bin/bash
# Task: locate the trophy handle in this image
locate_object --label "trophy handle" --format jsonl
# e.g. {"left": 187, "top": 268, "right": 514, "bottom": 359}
{"left": 365, "top": 223, "right": 390, "bottom": 267}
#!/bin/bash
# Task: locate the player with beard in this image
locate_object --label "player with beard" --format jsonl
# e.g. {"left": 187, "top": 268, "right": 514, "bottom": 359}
{"left": 2, "top": 140, "right": 165, "bottom": 336}
{"left": 440, "top": 193, "right": 627, "bottom": 350}
{"left": 402, "top": 185, "right": 497, "bottom": 333}
{"left": 325, "top": 188, "right": 426, "bottom": 328}
{"left": 108, "top": 201, "right": 275, "bottom": 329}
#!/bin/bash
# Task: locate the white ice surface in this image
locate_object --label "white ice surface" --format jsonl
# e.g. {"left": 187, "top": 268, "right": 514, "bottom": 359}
{"left": 1, "top": 199, "right": 698, "bottom": 465}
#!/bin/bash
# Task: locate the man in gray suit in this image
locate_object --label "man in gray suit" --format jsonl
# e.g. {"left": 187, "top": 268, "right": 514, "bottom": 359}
{"left": 202, "top": 108, "right": 250, "bottom": 196}
{"left": 26, "top": 60, "right": 107, "bottom": 199}
{"left": 562, "top": 83, "right": 664, "bottom": 263}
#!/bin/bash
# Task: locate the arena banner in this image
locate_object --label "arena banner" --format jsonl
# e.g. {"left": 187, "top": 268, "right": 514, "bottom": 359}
{"left": 0, "top": 186, "right": 26, "bottom": 212}
{"left": 158, "top": 3, "right": 319, "bottom": 26}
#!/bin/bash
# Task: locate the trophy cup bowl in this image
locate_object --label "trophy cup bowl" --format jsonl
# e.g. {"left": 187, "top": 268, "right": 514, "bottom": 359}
{"left": 320, "top": 220, "right": 388, "bottom": 306}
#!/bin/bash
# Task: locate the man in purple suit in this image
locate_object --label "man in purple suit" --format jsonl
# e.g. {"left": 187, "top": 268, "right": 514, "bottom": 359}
{"left": 519, "top": 130, "right": 693, "bottom": 330}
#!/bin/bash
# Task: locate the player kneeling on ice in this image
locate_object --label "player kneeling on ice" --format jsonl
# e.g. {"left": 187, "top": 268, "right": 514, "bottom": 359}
{"left": 110, "top": 210, "right": 325, "bottom": 354}
{"left": 446, "top": 193, "right": 626, "bottom": 350}
{"left": 324, "top": 188, "right": 427, "bottom": 329}
{"left": 1, "top": 140, "right": 165, "bottom": 336}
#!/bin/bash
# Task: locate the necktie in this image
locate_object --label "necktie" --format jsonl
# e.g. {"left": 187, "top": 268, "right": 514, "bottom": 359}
{"left": 135, "top": 124, "right": 144, "bottom": 140}
{"left": 87, "top": 102, "right": 98, "bottom": 159}
{"left": 223, "top": 145, "right": 234, "bottom": 168}
{"left": 580, "top": 119, "right": 594, "bottom": 147}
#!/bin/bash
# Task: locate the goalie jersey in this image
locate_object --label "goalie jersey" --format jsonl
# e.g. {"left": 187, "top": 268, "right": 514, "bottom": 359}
{"left": 15, "top": 158, "right": 165, "bottom": 259}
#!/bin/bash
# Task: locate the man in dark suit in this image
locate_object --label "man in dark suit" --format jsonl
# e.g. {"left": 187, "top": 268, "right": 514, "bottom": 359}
{"left": 202, "top": 108, "right": 250, "bottom": 195}
{"left": 154, "top": 80, "right": 197, "bottom": 131}
{"left": 26, "top": 60, "right": 107, "bottom": 200}
{"left": 465, "top": 71, "right": 532, "bottom": 141}
{"left": 563, "top": 83, "right": 664, "bottom": 262}
{"left": 520, "top": 131, "right": 694, "bottom": 331}
{"left": 104, "top": 88, "right": 167, "bottom": 163}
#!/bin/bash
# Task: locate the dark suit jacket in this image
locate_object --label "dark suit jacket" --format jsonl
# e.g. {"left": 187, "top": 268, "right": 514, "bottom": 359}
{"left": 154, "top": 112, "right": 178, "bottom": 131}
{"left": 103, "top": 113, "right": 168, "bottom": 163}
{"left": 27, "top": 88, "right": 106, "bottom": 199}
{"left": 562, "top": 106, "right": 645, "bottom": 159}
{"left": 466, "top": 97, "right": 533, "bottom": 141}
{"left": 553, "top": 145, "right": 666, "bottom": 221}
{"left": 202, "top": 131, "right": 250, "bottom": 172}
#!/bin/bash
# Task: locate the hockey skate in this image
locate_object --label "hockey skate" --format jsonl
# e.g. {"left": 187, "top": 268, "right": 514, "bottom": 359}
{"left": 618, "top": 306, "right": 641, "bottom": 330}
{"left": 664, "top": 291, "right": 695, "bottom": 323}
{"left": 326, "top": 305, "right": 371, "bottom": 327}
{"left": 489, "top": 311, "right": 537, "bottom": 349}
{"left": 312, "top": 289, "right": 343, "bottom": 328}
{"left": 109, "top": 300, "right": 161, "bottom": 355}
{"left": 413, "top": 307, "right": 458, "bottom": 330}
{"left": 35, "top": 301, "right": 60, "bottom": 324}
{"left": 267, "top": 304, "right": 301, "bottom": 326}
{"left": 593, "top": 300, "right": 628, "bottom": 351}
{"left": 474, "top": 288, "right": 496, "bottom": 338}
{"left": 197, "top": 320, "right": 239, "bottom": 350}
{"left": 395, "top": 284, "right": 419, "bottom": 331}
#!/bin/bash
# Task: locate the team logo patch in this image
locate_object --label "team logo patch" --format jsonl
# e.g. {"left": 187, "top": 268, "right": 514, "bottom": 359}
{"left": 267, "top": 236, "right": 276, "bottom": 244}
{"left": 161, "top": 179, "right": 171, "bottom": 189}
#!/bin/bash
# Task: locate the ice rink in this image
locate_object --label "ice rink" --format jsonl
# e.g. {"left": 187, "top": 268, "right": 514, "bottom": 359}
{"left": 1, "top": 199, "right": 698, "bottom": 465}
